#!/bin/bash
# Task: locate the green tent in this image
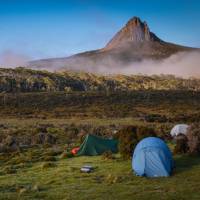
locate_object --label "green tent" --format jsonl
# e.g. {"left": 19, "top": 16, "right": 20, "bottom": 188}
{"left": 77, "top": 134, "right": 118, "bottom": 156}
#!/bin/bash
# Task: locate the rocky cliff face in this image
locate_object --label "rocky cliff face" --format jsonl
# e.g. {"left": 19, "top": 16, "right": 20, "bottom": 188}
{"left": 104, "top": 17, "right": 161, "bottom": 50}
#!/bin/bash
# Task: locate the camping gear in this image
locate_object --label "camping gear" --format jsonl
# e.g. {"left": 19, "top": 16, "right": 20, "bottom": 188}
{"left": 132, "top": 137, "right": 173, "bottom": 177}
{"left": 71, "top": 147, "right": 80, "bottom": 155}
{"left": 80, "top": 165, "right": 94, "bottom": 173}
{"left": 170, "top": 124, "right": 189, "bottom": 137}
{"left": 77, "top": 134, "right": 118, "bottom": 156}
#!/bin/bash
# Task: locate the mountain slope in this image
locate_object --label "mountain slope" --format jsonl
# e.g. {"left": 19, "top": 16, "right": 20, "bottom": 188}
{"left": 29, "top": 17, "right": 196, "bottom": 72}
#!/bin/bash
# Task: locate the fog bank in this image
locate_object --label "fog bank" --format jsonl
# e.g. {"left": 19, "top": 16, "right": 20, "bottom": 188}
{"left": 86, "top": 51, "right": 200, "bottom": 78}
{"left": 0, "top": 50, "right": 30, "bottom": 67}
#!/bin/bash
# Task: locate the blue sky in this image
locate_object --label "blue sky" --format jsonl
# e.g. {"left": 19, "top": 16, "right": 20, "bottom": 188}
{"left": 0, "top": 0, "right": 200, "bottom": 61}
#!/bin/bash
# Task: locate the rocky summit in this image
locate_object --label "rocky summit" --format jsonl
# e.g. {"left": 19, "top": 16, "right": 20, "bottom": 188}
{"left": 104, "top": 17, "right": 161, "bottom": 50}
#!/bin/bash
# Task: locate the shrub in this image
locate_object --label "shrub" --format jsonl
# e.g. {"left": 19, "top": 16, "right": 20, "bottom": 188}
{"left": 36, "top": 124, "right": 50, "bottom": 133}
{"left": 32, "top": 133, "right": 57, "bottom": 145}
{"left": 145, "top": 114, "right": 168, "bottom": 123}
{"left": 77, "top": 129, "right": 87, "bottom": 143}
{"left": 136, "top": 126, "right": 156, "bottom": 141}
{"left": 117, "top": 126, "right": 157, "bottom": 160}
{"left": 187, "top": 124, "right": 200, "bottom": 155}
{"left": 156, "top": 124, "right": 172, "bottom": 140}
{"left": 117, "top": 126, "right": 138, "bottom": 160}
{"left": 45, "top": 134, "right": 57, "bottom": 145}
{"left": 173, "top": 134, "right": 188, "bottom": 154}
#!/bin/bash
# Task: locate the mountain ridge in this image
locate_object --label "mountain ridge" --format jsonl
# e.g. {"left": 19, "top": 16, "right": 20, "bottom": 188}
{"left": 29, "top": 16, "right": 197, "bottom": 72}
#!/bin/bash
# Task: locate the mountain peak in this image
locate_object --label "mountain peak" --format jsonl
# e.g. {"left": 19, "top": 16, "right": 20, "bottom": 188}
{"left": 126, "top": 16, "right": 142, "bottom": 26}
{"left": 104, "top": 16, "right": 160, "bottom": 50}
{"left": 29, "top": 16, "right": 195, "bottom": 72}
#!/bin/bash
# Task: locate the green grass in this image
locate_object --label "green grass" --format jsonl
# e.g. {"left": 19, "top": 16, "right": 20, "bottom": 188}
{"left": 1, "top": 89, "right": 200, "bottom": 199}
{"left": 1, "top": 151, "right": 200, "bottom": 200}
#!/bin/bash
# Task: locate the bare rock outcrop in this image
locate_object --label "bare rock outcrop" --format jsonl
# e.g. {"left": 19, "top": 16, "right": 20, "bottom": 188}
{"left": 104, "top": 17, "right": 161, "bottom": 50}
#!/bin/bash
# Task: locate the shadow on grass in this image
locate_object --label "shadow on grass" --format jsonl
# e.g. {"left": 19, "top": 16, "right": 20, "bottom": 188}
{"left": 173, "top": 154, "right": 200, "bottom": 174}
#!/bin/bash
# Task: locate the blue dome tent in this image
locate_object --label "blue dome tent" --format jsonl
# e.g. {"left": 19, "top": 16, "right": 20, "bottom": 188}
{"left": 132, "top": 137, "right": 173, "bottom": 177}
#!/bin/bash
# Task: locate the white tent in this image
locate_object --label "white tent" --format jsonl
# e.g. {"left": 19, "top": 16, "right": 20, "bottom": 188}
{"left": 170, "top": 124, "right": 189, "bottom": 137}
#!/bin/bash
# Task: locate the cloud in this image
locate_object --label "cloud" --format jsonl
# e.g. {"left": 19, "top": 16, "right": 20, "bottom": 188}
{"left": 118, "top": 51, "right": 200, "bottom": 78}
{"left": 16, "top": 50, "right": 200, "bottom": 79}
{"left": 0, "top": 50, "right": 31, "bottom": 67}
{"left": 71, "top": 51, "right": 200, "bottom": 78}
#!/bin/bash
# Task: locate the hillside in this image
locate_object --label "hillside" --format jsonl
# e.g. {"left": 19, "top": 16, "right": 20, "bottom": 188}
{"left": 1, "top": 67, "right": 200, "bottom": 93}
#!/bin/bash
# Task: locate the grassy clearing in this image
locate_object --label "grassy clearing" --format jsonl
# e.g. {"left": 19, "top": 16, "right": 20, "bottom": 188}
{"left": 0, "top": 150, "right": 200, "bottom": 200}
{"left": 0, "top": 90, "right": 200, "bottom": 199}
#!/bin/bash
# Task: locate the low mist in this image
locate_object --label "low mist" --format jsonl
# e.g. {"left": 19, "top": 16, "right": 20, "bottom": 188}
{"left": 78, "top": 51, "right": 200, "bottom": 78}
{"left": 0, "top": 50, "right": 30, "bottom": 67}
{"left": 1, "top": 50, "right": 200, "bottom": 78}
{"left": 111, "top": 51, "right": 200, "bottom": 78}
{"left": 33, "top": 50, "right": 198, "bottom": 78}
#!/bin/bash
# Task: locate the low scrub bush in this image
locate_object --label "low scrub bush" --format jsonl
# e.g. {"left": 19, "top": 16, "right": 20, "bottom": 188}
{"left": 187, "top": 124, "right": 200, "bottom": 155}
{"left": 136, "top": 126, "right": 156, "bottom": 141}
{"left": 174, "top": 135, "right": 188, "bottom": 154}
{"left": 117, "top": 126, "right": 138, "bottom": 160}
{"left": 37, "top": 123, "right": 54, "bottom": 132}
{"left": 145, "top": 114, "right": 168, "bottom": 123}
{"left": 117, "top": 126, "right": 157, "bottom": 160}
